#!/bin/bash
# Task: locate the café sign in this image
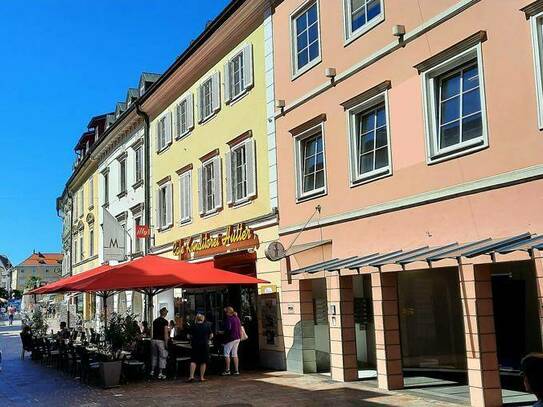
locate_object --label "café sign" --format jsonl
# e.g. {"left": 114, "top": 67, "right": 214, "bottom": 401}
{"left": 173, "top": 223, "right": 259, "bottom": 260}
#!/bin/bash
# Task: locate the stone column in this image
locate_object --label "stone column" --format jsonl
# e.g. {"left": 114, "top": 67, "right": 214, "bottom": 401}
{"left": 326, "top": 275, "right": 358, "bottom": 381}
{"left": 533, "top": 250, "right": 543, "bottom": 348}
{"left": 371, "top": 272, "right": 403, "bottom": 390}
{"left": 459, "top": 262, "right": 502, "bottom": 407}
{"left": 126, "top": 291, "right": 133, "bottom": 312}
{"left": 281, "top": 278, "right": 317, "bottom": 373}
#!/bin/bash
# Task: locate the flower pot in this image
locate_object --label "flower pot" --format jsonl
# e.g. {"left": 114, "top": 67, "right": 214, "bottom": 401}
{"left": 99, "top": 360, "right": 122, "bottom": 389}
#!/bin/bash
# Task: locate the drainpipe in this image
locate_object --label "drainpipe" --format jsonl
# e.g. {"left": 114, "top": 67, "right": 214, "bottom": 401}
{"left": 135, "top": 101, "right": 151, "bottom": 256}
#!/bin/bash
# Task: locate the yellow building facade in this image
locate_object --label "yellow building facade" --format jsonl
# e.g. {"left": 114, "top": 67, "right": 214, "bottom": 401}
{"left": 143, "top": 1, "right": 284, "bottom": 369}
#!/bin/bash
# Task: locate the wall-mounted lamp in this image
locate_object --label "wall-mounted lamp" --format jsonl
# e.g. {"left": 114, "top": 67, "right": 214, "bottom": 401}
{"left": 392, "top": 24, "right": 406, "bottom": 46}
{"left": 276, "top": 99, "right": 286, "bottom": 115}
{"left": 325, "top": 67, "right": 337, "bottom": 86}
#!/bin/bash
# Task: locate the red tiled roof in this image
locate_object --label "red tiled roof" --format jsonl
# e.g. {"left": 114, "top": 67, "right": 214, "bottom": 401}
{"left": 19, "top": 253, "right": 63, "bottom": 267}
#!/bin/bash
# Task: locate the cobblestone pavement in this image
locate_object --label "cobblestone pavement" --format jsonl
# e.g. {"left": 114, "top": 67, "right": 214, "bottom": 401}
{"left": 0, "top": 321, "right": 459, "bottom": 407}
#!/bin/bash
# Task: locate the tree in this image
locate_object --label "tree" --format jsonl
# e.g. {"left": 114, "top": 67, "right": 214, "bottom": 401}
{"left": 0, "top": 287, "right": 8, "bottom": 299}
{"left": 25, "top": 276, "right": 42, "bottom": 290}
{"left": 12, "top": 290, "right": 22, "bottom": 299}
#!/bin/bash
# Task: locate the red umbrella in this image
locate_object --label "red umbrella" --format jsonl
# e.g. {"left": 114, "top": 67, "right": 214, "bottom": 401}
{"left": 69, "top": 255, "right": 268, "bottom": 292}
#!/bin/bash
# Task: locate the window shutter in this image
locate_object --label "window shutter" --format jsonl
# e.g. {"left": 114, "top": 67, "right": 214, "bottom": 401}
{"left": 180, "top": 172, "right": 192, "bottom": 222}
{"left": 224, "top": 61, "right": 231, "bottom": 104}
{"left": 174, "top": 104, "right": 180, "bottom": 138}
{"left": 197, "top": 166, "right": 205, "bottom": 215}
{"left": 225, "top": 150, "right": 233, "bottom": 205}
{"left": 246, "top": 138, "right": 257, "bottom": 198}
{"left": 198, "top": 85, "right": 204, "bottom": 123}
{"left": 186, "top": 93, "right": 194, "bottom": 131}
{"left": 243, "top": 44, "right": 254, "bottom": 90}
{"left": 212, "top": 72, "right": 221, "bottom": 113}
{"left": 213, "top": 156, "right": 222, "bottom": 210}
{"left": 155, "top": 190, "right": 161, "bottom": 229}
{"left": 165, "top": 112, "right": 172, "bottom": 145}
{"left": 165, "top": 183, "right": 173, "bottom": 227}
{"left": 156, "top": 121, "right": 161, "bottom": 152}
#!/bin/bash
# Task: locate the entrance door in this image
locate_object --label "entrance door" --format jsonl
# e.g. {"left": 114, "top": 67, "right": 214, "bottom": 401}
{"left": 492, "top": 276, "right": 526, "bottom": 370}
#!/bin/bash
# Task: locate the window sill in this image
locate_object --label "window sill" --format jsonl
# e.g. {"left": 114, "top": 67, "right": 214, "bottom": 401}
{"left": 199, "top": 111, "right": 220, "bottom": 126}
{"left": 230, "top": 197, "right": 255, "bottom": 209}
{"left": 227, "top": 88, "right": 251, "bottom": 106}
{"left": 296, "top": 189, "right": 327, "bottom": 204}
{"left": 178, "top": 219, "right": 193, "bottom": 227}
{"left": 427, "top": 139, "right": 487, "bottom": 165}
{"left": 351, "top": 167, "right": 392, "bottom": 187}
{"left": 175, "top": 129, "right": 193, "bottom": 141}
{"left": 117, "top": 191, "right": 127, "bottom": 199}
{"left": 292, "top": 58, "right": 322, "bottom": 81}
{"left": 156, "top": 142, "right": 172, "bottom": 155}
{"left": 344, "top": 14, "right": 385, "bottom": 47}
{"left": 200, "top": 209, "right": 220, "bottom": 219}
{"left": 158, "top": 224, "right": 173, "bottom": 233}
{"left": 132, "top": 180, "right": 143, "bottom": 190}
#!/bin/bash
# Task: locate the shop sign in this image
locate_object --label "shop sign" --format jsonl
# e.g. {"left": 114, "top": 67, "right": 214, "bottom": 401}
{"left": 173, "top": 223, "right": 259, "bottom": 260}
{"left": 136, "top": 225, "right": 150, "bottom": 239}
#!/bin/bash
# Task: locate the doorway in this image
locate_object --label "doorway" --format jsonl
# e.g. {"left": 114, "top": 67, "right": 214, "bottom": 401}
{"left": 353, "top": 274, "right": 376, "bottom": 379}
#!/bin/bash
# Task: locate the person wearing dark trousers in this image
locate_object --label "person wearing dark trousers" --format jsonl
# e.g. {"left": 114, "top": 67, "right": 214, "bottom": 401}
{"left": 187, "top": 313, "right": 213, "bottom": 382}
{"left": 151, "top": 307, "right": 169, "bottom": 380}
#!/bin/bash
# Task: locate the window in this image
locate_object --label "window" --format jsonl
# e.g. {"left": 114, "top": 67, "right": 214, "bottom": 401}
{"left": 225, "top": 45, "right": 254, "bottom": 103}
{"left": 119, "top": 157, "right": 127, "bottom": 195}
{"left": 347, "top": 92, "right": 391, "bottom": 183}
{"left": 78, "top": 189, "right": 84, "bottom": 217}
{"left": 179, "top": 170, "right": 192, "bottom": 224}
{"left": 421, "top": 44, "right": 487, "bottom": 162}
{"left": 103, "top": 170, "right": 110, "bottom": 206}
{"left": 73, "top": 239, "right": 78, "bottom": 264}
{"left": 226, "top": 138, "right": 256, "bottom": 205}
{"left": 134, "top": 145, "right": 143, "bottom": 184}
{"left": 198, "top": 73, "right": 220, "bottom": 122}
{"left": 344, "top": 0, "right": 384, "bottom": 42}
{"left": 88, "top": 178, "right": 94, "bottom": 209}
{"left": 292, "top": 2, "right": 321, "bottom": 76}
{"left": 198, "top": 156, "right": 222, "bottom": 215}
{"left": 528, "top": 10, "right": 543, "bottom": 128}
{"left": 134, "top": 216, "right": 143, "bottom": 253}
{"left": 79, "top": 232, "right": 84, "bottom": 261}
{"left": 175, "top": 94, "right": 194, "bottom": 139}
{"left": 156, "top": 113, "right": 172, "bottom": 152}
{"left": 89, "top": 226, "right": 94, "bottom": 257}
{"left": 157, "top": 182, "right": 173, "bottom": 230}
{"left": 295, "top": 125, "right": 326, "bottom": 199}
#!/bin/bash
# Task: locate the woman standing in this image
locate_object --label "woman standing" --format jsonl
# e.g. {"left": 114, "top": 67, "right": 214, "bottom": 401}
{"left": 222, "top": 306, "right": 242, "bottom": 376}
{"left": 187, "top": 313, "right": 213, "bottom": 382}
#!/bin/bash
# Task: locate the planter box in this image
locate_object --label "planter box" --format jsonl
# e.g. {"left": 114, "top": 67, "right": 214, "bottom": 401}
{"left": 99, "top": 361, "right": 122, "bottom": 389}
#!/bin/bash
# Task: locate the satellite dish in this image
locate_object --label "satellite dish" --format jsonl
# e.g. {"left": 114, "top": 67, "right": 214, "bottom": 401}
{"left": 265, "top": 241, "right": 286, "bottom": 261}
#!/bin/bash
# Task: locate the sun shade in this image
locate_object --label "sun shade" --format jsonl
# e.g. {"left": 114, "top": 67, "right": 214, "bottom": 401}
{"left": 66, "top": 255, "right": 268, "bottom": 292}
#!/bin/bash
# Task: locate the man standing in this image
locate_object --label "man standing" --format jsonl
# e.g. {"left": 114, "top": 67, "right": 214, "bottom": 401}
{"left": 7, "top": 305, "right": 15, "bottom": 326}
{"left": 151, "top": 307, "right": 169, "bottom": 380}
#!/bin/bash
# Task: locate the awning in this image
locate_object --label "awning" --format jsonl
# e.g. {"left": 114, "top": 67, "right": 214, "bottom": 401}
{"left": 291, "top": 232, "right": 541, "bottom": 276}
{"left": 64, "top": 255, "right": 268, "bottom": 293}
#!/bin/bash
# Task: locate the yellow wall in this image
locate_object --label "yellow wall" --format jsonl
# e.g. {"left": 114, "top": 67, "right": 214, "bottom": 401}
{"left": 151, "top": 24, "right": 273, "bottom": 248}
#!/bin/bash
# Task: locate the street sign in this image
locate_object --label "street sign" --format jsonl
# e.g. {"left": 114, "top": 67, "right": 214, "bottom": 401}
{"left": 136, "top": 225, "right": 150, "bottom": 239}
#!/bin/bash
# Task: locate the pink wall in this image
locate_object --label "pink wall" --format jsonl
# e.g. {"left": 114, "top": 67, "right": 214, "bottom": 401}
{"left": 273, "top": 0, "right": 543, "bottom": 246}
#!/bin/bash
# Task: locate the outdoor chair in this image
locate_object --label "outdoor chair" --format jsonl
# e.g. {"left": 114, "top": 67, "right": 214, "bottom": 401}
{"left": 121, "top": 354, "right": 145, "bottom": 383}
{"left": 19, "top": 332, "right": 33, "bottom": 360}
{"left": 79, "top": 348, "right": 100, "bottom": 385}
{"left": 45, "top": 340, "right": 60, "bottom": 367}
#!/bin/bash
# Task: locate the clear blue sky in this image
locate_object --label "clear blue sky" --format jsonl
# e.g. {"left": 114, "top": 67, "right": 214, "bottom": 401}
{"left": 0, "top": 0, "right": 230, "bottom": 265}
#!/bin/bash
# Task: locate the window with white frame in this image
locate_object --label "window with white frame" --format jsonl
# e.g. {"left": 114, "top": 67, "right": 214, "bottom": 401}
{"left": 528, "top": 10, "right": 543, "bottom": 129}
{"left": 421, "top": 44, "right": 487, "bottom": 161}
{"left": 103, "top": 170, "right": 110, "bottom": 206}
{"left": 198, "top": 156, "right": 222, "bottom": 215}
{"left": 134, "top": 145, "right": 143, "bottom": 184}
{"left": 344, "top": 0, "right": 383, "bottom": 41}
{"left": 179, "top": 170, "right": 192, "bottom": 224}
{"left": 89, "top": 225, "right": 94, "bottom": 257}
{"left": 348, "top": 92, "right": 391, "bottom": 183}
{"left": 225, "top": 45, "right": 253, "bottom": 103}
{"left": 292, "top": 1, "right": 320, "bottom": 76}
{"left": 79, "top": 231, "right": 84, "bottom": 261}
{"left": 78, "top": 189, "right": 84, "bottom": 217}
{"left": 73, "top": 237, "right": 78, "bottom": 263}
{"left": 198, "top": 73, "right": 220, "bottom": 122}
{"left": 226, "top": 138, "right": 256, "bottom": 205}
{"left": 88, "top": 178, "right": 94, "bottom": 209}
{"left": 175, "top": 94, "right": 194, "bottom": 138}
{"left": 157, "top": 182, "right": 172, "bottom": 230}
{"left": 119, "top": 157, "right": 127, "bottom": 195}
{"left": 156, "top": 113, "right": 172, "bottom": 152}
{"left": 295, "top": 125, "right": 326, "bottom": 199}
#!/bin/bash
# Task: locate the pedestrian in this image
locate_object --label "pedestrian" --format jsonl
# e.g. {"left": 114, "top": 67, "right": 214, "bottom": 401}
{"left": 141, "top": 320, "right": 151, "bottom": 337}
{"left": 7, "top": 305, "right": 15, "bottom": 326}
{"left": 169, "top": 320, "right": 176, "bottom": 340}
{"left": 222, "top": 306, "right": 242, "bottom": 376}
{"left": 151, "top": 307, "right": 169, "bottom": 380}
{"left": 187, "top": 313, "right": 213, "bottom": 382}
{"left": 57, "top": 321, "right": 70, "bottom": 340}
{"left": 521, "top": 353, "right": 543, "bottom": 407}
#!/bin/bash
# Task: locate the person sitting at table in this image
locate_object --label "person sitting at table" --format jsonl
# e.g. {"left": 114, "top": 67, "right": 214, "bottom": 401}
{"left": 141, "top": 321, "right": 151, "bottom": 337}
{"left": 187, "top": 313, "right": 213, "bottom": 382}
{"left": 151, "top": 308, "right": 169, "bottom": 380}
{"left": 57, "top": 321, "right": 71, "bottom": 340}
{"left": 169, "top": 320, "right": 177, "bottom": 340}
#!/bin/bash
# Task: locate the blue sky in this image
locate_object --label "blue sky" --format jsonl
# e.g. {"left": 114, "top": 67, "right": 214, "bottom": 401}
{"left": 0, "top": 0, "right": 230, "bottom": 265}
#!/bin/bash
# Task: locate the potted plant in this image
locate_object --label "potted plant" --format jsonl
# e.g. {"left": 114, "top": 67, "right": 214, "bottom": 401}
{"left": 99, "top": 312, "right": 139, "bottom": 388}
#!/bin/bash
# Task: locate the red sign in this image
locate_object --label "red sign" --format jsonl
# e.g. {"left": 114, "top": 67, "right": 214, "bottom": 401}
{"left": 136, "top": 225, "right": 150, "bottom": 239}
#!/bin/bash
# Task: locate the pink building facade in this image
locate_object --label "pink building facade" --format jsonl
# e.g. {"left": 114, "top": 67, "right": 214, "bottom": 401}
{"left": 272, "top": 0, "right": 543, "bottom": 406}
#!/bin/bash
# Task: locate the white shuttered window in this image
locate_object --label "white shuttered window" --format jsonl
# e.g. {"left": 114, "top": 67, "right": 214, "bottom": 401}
{"left": 156, "top": 113, "right": 172, "bottom": 152}
{"left": 225, "top": 44, "right": 254, "bottom": 103}
{"left": 226, "top": 138, "right": 256, "bottom": 205}
{"left": 179, "top": 171, "right": 192, "bottom": 224}
{"left": 198, "top": 156, "right": 222, "bottom": 215}
{"left": 157, "top": 182, "right": 173, "bottom": 229}
{"left": 198, "top": 73, "right": 221, "bottom": 123}
{"left": 175, "top": 93, "right": 194, "bottom": 139}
